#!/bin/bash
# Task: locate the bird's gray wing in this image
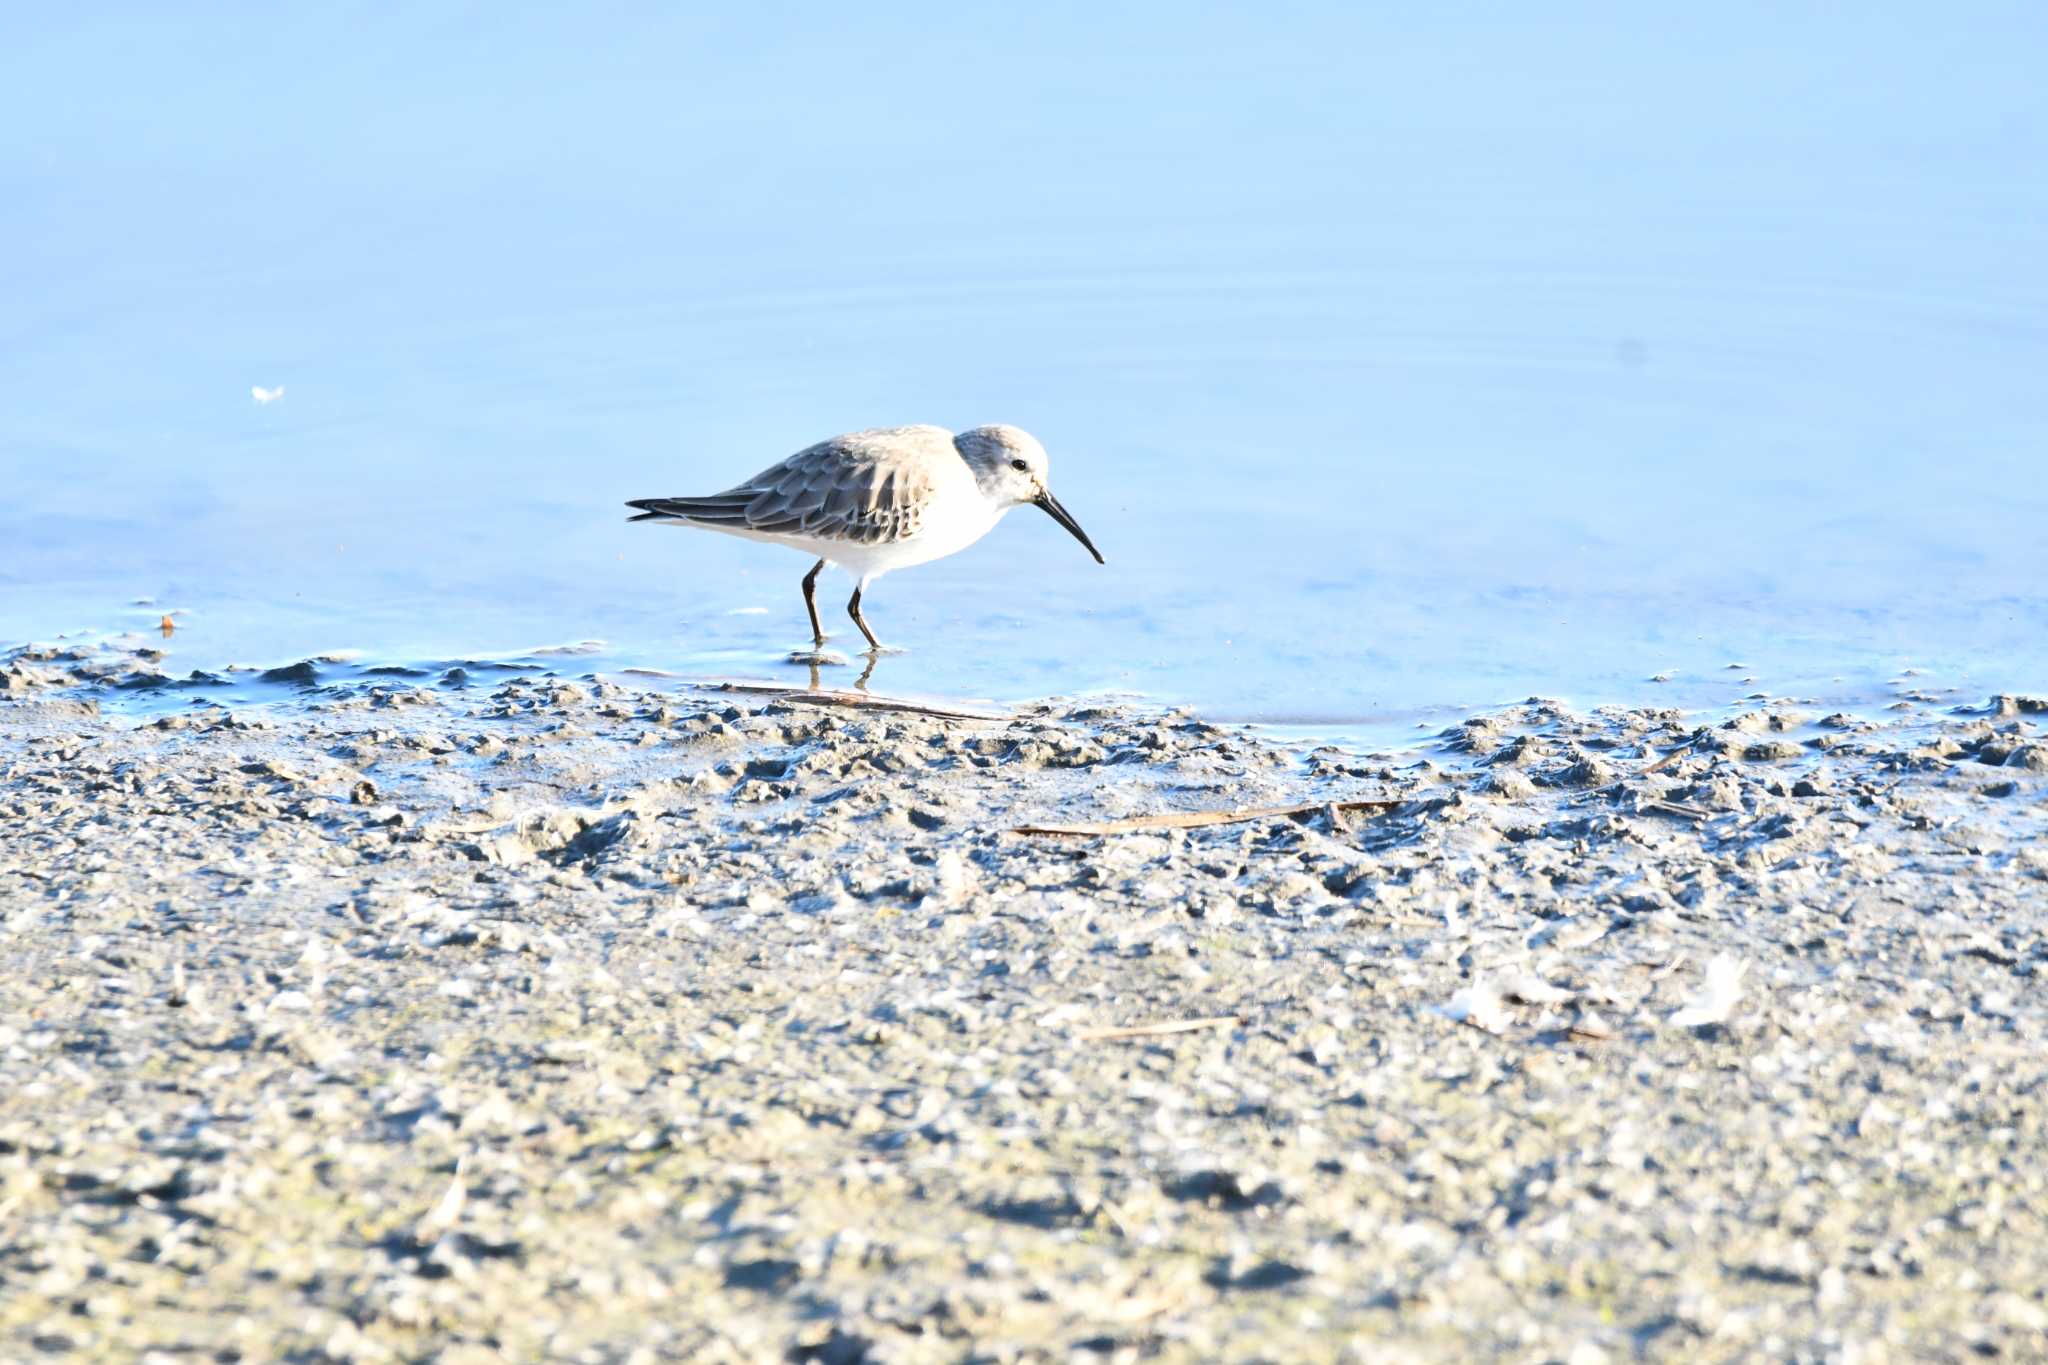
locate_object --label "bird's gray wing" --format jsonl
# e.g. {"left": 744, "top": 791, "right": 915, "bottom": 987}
{"left": 629, "top": 427, "right": 947, "bottom": 544}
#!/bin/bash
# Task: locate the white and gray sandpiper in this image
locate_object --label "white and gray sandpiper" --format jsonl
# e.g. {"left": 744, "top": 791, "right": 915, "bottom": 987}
{"left": 627, "top": 424, "right": 1103, "bottom": 655}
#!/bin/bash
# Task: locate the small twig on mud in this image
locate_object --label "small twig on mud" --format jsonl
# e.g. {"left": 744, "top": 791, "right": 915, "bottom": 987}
{"left": 1016, "top": 799, "right": 1402, "bottom": 837}
{"left": 1642, "top": 739, "right": 1702, "bottom": 774}
{"left": 1076, "top": 1015, "right": 1244, "bottom": 1042}
{"left": 699, "top": 681, "right": 1007, "bottom": 721}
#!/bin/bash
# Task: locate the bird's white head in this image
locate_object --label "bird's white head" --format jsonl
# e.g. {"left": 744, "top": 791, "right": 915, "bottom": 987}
{"left": 955, "top": 425, "right": 1050, "bottom": 505}
{"left": 954, "top": 424, "right": 1104, "bottom": 564}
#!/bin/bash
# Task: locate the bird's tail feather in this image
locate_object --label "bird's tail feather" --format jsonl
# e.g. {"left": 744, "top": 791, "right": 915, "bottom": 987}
{"left": 625, "top": 495, "right": 751, "bottom": 525}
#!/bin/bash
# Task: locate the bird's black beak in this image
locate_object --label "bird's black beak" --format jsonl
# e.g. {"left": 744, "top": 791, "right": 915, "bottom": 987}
{"left": 1034, "top": 490, "right": 1105, "bottom": 564}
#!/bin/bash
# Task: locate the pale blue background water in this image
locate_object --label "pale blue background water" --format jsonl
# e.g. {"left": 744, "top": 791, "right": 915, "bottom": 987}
{"left": 5, "top": 6, "right": 2046, "bottom": 724}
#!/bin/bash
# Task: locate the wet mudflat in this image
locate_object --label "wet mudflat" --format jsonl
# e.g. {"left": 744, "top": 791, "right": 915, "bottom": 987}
{"left": 4, "top": 639, "right": 2047, "bottom": 1362}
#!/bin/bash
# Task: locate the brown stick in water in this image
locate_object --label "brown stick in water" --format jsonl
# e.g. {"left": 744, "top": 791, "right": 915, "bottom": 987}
{"left": 698, "top": 681, "right": 1008, "bottom": 721}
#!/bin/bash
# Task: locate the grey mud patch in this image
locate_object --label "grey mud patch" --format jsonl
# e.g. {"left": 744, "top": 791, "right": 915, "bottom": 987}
{"left": 4, "top": 638, "right": 2048, "bottom": 1361}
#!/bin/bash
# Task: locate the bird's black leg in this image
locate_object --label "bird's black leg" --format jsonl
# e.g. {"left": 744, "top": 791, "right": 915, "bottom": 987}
{"left": 801, "top": 559, "right": 827, "bottom": 647}
{"left": 846, "top": 585, "right": 882, "bottom": 653}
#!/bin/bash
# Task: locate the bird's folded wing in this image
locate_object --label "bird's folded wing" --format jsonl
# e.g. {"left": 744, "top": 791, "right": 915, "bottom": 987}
{"left": 747, "top": 441, "right": 939, "bottom": 543}
{"left": 630, "top": 427, "right": 950, "bottom": 543}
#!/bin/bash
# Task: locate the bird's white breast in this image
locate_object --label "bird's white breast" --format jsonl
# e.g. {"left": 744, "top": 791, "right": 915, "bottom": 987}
{"left": 836, "top": 477, "right": 1004, "bottom": 577}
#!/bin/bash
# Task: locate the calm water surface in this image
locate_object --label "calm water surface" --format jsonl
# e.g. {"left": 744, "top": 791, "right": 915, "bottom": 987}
{"left": 6, "top": 7, "right": 2046, "bottom": 731}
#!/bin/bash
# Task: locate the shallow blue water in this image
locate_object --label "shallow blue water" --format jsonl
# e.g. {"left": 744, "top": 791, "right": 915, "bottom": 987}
{"left": 6, "top": 6, "right": 2046, "bottom": 727}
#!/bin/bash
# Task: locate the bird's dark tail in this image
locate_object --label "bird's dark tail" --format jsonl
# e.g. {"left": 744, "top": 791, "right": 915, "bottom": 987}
{"left": 625, "top": 495, "right": 752, "bottom": 525}
{"left": 625, "top": 498, "right": 675, "bottom": 523}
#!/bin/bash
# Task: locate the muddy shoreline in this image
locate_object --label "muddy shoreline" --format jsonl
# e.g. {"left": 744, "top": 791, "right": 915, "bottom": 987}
{"left": 5, "top": 638, "right": 2047, "bottom": 1361}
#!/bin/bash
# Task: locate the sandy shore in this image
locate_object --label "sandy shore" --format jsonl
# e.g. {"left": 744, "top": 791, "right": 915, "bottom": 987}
{"left": 4, "top": 639, "right": 2047, "bottom": 1362}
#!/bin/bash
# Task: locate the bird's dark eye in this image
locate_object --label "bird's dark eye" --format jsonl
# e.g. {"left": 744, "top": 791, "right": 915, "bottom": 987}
{"left": 1011, "top": 459, "right": 1029, "bottom": 471}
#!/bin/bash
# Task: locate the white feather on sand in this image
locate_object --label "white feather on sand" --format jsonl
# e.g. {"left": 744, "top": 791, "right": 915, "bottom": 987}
{"left": 1437, "top": 978, "right": 1509, "bottom": 1034}
{"left": 1670, "top": 953, "right": 1748, "bottom": 1028}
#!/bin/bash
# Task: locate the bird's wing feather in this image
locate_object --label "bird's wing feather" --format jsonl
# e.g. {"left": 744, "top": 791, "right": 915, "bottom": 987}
{"left": 630, "top": 427, "right": 954, "bottom": 543}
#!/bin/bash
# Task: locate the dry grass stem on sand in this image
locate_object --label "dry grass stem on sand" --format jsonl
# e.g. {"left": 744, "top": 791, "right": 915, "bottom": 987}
{"left": 1074, "top": 1015, "right": 1246, "bottom": 1042}
{"left": 702, "top": 680, "right": 1009, "bottom": 720}
{"left": 1015, "top": 798, "right": 1402, "bottom": 836}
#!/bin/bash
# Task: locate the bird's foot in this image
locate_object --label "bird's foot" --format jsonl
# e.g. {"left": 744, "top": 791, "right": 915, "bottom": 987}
{"left": 786, "top": 648, "right": 851, "bottom": 667}
{"left": 862, "top": 643, "right": 909, "bottom": 658}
